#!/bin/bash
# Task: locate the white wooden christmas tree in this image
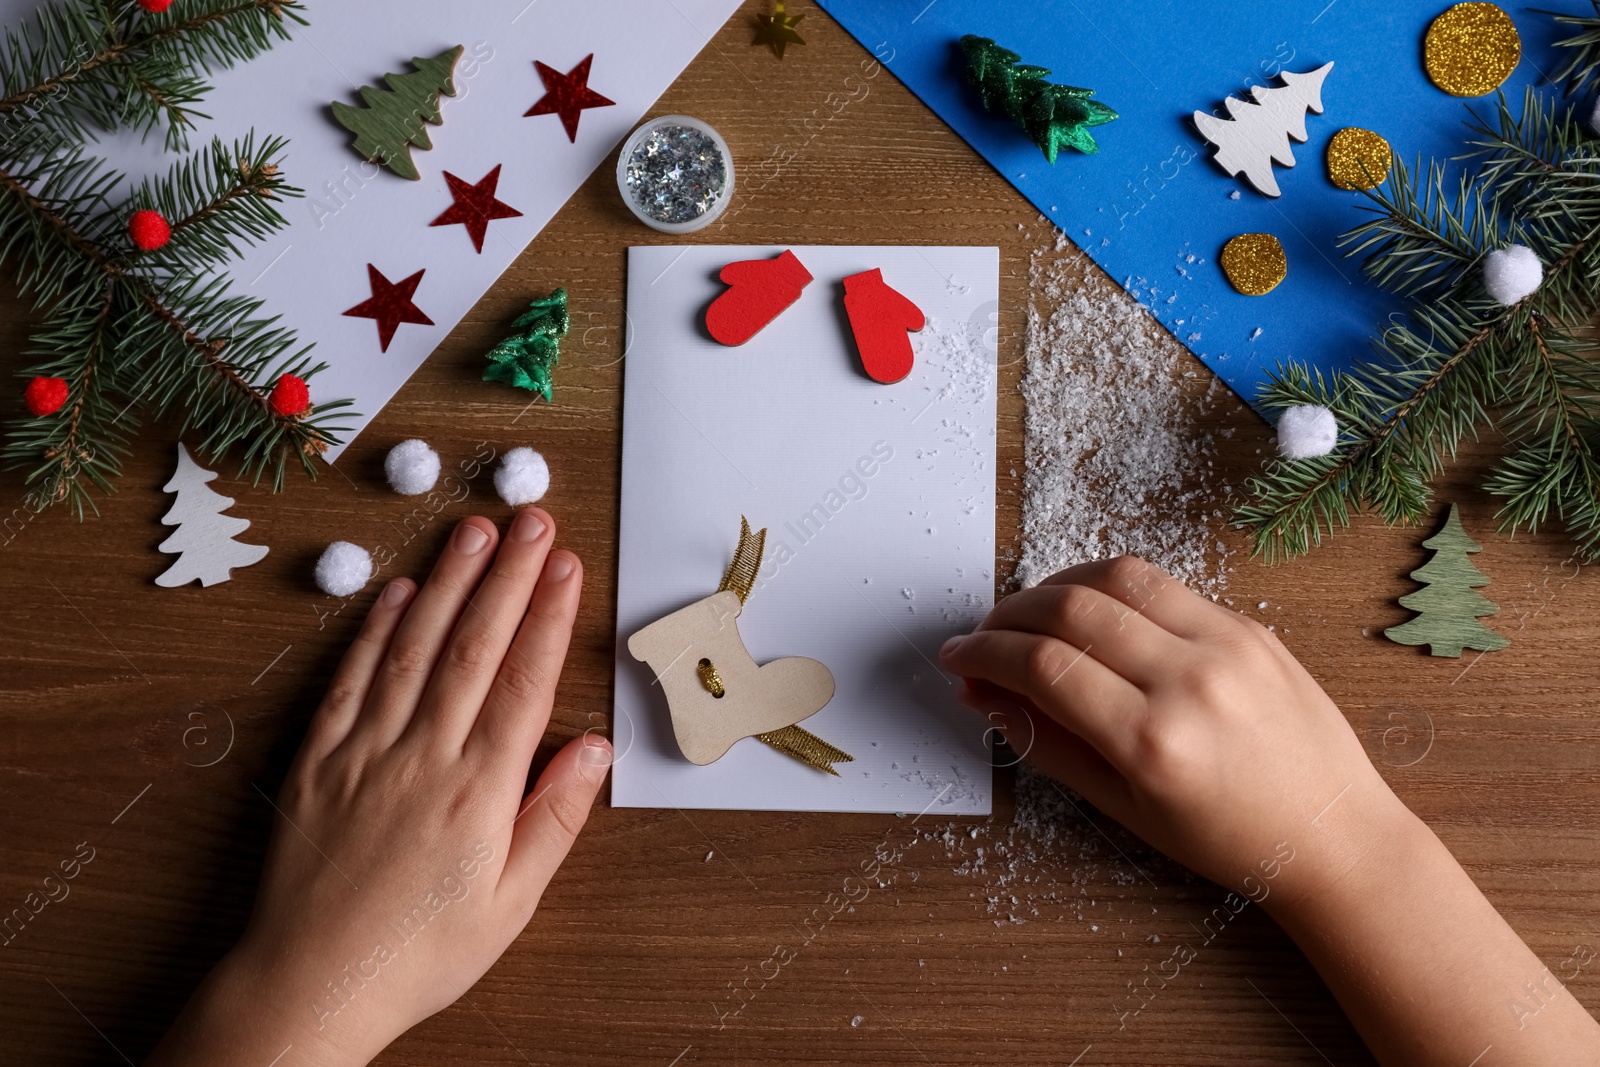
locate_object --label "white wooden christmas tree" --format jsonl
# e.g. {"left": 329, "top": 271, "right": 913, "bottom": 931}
{"left": 1193, "top": 62, "right": 1333, "bottom": 198}
{"left": 154, "top": 443, "right": 269, "bottom": 588}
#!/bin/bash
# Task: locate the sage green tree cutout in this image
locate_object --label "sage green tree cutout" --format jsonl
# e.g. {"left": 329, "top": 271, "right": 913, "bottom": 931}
{"left": 1385, "top": 504, "right": 1510, "bottom": 658}
{"left": 331, "top": 46, "right": 464, "bottom": 181}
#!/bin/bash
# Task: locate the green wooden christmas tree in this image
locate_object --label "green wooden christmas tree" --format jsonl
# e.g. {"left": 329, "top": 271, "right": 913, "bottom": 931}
{"left": 1384, "top": 504, "right": 1510, "bottom": 658}
{"left": 960, "top": 35, "right": 1118, "bottom": 162}
{"left": 482, "top": 290, "right": 569, "bottom": 402}
{"left": 331, "top": 46, "right": 464, "bottom": 181}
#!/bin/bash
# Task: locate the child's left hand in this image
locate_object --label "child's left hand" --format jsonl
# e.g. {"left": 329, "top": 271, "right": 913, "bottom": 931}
{"left": 148, "top": 509, "right": 611, "bottom": 1067}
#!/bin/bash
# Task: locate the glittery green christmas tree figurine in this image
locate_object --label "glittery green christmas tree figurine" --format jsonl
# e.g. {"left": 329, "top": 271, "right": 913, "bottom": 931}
{"left": 960, "top": 35, "right": 1118, "bottom": 161}
{"left": 482, "top": 290, "right": 569, "bottom": 403}
{"left": 331, "top": 46, "right": 463, "bottom": 181}
{"left": 1384, "top": 504, "right": 1510, "bottom": 658}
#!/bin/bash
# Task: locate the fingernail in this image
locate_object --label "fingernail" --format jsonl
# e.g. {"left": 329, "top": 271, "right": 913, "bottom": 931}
{"left": 510, "top": 509, "right": 546, "bottom": 543}
{"left": 380, "top": 580, "right": 411, "bottom": 606}
{"left": 580, "top": 734, "right": 614, "bottom": 773}
{"left": 454, "top": 522, "right": 489, "bottom": 555}
{"left": 545, "top": 554, "right": 575, "bottom": 581}
{"left": 940, "top": 635, "right": 967, "bottom": 657}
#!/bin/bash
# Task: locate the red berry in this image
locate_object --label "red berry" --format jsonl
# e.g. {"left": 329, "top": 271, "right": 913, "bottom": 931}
{"left": 138, "top": 0, "right": 175, "bottom": 11}
{"left": 24, "top": 376, "right": 68, "bottom": 417}
{"left": 269, "top": 373, "right": 311, "bottom": 417}
{"left": 128, "top": 209, "right": 171, "bottom": 251}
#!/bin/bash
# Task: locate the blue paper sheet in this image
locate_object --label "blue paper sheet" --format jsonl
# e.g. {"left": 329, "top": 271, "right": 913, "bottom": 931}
{"left": 814, "top": 0, "right": 1578, "bottom": 414}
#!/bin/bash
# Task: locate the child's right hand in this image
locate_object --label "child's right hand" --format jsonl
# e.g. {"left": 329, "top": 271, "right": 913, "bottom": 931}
{"left": 939, "top": 556, "right": 1407, "bottom": 912}
{"left": 942, "top": 555, "right": 1600, "bottom": 1065}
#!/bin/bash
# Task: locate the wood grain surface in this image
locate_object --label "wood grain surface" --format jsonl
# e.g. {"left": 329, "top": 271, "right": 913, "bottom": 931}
{"left": 2, "top": 4, "right": 1598, "bottom": 1064}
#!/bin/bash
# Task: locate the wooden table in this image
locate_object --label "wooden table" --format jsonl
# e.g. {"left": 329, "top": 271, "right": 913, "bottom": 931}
{"left": 3, "top": 4, "right": 1597, "bottom": 1063}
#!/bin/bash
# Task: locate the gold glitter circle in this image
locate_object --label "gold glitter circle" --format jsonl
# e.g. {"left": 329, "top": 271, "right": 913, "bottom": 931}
{"left": 1424, "top": 3, "right": 1520, "bottom": 97}
{"left": 1220, "top": 233, "right": 1288, "bottom": 296}
{"left": 1326, "top": 127, "right": 1393, "bottom": 191}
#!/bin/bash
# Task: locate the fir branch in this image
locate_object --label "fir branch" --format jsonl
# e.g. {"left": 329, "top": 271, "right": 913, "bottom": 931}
{"left": 0, "top": 0, "right": 306, "bottom": 150}
{"left": 1237, "top": 63, "right": 1600, "bottom": 562}
{"left": 11, "top": 280, "right": 131, "bottom": 517}
{"left": 128, "top": 132, "right": 300, "bottom": 275}
{"left": 1485, "top": 315, "right": 1600, "bottom": 547}
{"left": 1539, "top": 1, "right": 1600, "bottom": 97}
{"left": 0, "top": 141, "right": 119, "bottom": 304}
{"left": 2, "top": 136, "right": 351, "bottom": 508}
{"left": 1337, "top": 155, "right": 1495, "bottom": 300}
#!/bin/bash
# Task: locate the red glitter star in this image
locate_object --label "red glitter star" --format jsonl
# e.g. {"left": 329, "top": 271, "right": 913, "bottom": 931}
{"left": 430, "top": 165, "right": 523, "bottom": 253}
{"left": 524, "top": 54, "right": 615, "bottom": 142}
{"left": 343, "top": 264, "right": 434, "bottom": 352}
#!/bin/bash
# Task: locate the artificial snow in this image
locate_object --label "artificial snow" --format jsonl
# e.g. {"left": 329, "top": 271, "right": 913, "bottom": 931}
{"left": 315, "top": 541, "right": 373, "bottom": 597}
{"left": 1483, "top": 243, "right": 1543, "bottom": 306}
{"left": 924, "top": 764, "right": 1183, "bottom": 927}
{"left": 1015, "top": 222, "right": 1229, "bottom": 594}
{"left": 494, "top": 447, "right": 551, "bottom": 506}
{"left": 1274, "top": 403, "right": 1338, "bottom": 459}
{"left": 384, "top": 438, "right": 441, "bottom": 496}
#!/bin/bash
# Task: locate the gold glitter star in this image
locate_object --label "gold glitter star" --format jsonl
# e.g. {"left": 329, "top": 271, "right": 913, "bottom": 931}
{"left": 753, "top": 0, "right": 805, "bottom": 60}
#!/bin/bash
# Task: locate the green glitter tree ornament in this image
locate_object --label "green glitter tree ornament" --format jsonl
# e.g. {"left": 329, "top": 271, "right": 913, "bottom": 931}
{"left": 1384, "top": 504, "right": 1510, "bottom": 658}
{"left": 482, "top": 290, "right": 569, "bottom": 403}
{"left": 959, "top": 35, "right": 1118, "bottom": 161}
{"left": 331, "top": 46, "right": 463, "bottom": 181}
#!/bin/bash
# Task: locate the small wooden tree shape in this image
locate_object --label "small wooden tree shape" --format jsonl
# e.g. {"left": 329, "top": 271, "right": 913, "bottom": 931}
{"left": 154, "top": 444, "right": 269, "bottom": 588}
{"left": 1193, "top": 63, "right": 1333, "bottom": 197}
{"left": 1384, "top": 504, "right": 1509, "bottom": 658}
{"left": 331, "top": 46, "right": 464, "bottom": 181}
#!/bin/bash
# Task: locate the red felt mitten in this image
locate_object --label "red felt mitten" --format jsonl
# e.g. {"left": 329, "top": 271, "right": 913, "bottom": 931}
{"left": 705, "top": 249, "right": 813, "bottom": 346}
{"left": 842, "top": 268, "right": 924, "bottom": 384}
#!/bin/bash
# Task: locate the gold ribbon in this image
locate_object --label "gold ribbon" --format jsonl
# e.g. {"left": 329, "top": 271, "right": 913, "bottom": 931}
{"left": 717, "top": 516, "right": 766, "bottom": 605}
{"left": 720, "top": 516, "right": 853, "bottom": 776}
{"left": 696, "top": 658, "right": 726, "bottom": 698}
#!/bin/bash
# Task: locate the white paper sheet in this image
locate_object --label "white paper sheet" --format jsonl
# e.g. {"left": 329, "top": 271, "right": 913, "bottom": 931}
{"left": 613, "top": 245, "right": 999, "bottom": 814}
{"left": 0, "top": 0, "right": 743, "bottom": 458}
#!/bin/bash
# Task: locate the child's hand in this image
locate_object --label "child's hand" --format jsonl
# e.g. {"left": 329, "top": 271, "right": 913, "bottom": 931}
{"left": 942, "top": 556, "right": 1600, "bottom": 1064}
{"left": 149, "top": 510, "right": 611, "bottom": 1067}
{"left": 939, "top": 556, "right": 1401, "bottom": 910}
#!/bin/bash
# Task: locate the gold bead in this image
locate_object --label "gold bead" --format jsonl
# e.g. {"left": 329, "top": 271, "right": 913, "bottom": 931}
{"left": 1220, "top": 233, "right": 1288, "bottom": 297}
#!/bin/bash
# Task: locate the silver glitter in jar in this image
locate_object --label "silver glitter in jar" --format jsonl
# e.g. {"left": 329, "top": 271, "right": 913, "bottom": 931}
{"left": 615, "top": 116, "right": 734, "bottom": 233}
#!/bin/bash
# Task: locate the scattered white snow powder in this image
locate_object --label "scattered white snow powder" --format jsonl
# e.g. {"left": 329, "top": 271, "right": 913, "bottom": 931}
{"left": 1014, "top": 221, "right": 1230, "bottom": 594}
{"left": 923, "top": 764, "right": 1190, "bottom": 926}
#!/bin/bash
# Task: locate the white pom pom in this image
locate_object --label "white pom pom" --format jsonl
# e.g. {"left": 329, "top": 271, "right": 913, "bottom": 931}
{"left": 1590, "top": 97, "right": 1600, "bottom": 136}
{"left": 384, "top": 438, "right": 440, "bottom": 495}
{"left": 316, "top": 541, "right": 373, "bottom": 597}
{"left": 494, "top": 447, "right": 550, "bottom": 506}
{"left": 1483, "top": 244, "right": 1543, "bottom": 306}
{"left": 1275, "top": 404, "right": 1339, "bottom": 460}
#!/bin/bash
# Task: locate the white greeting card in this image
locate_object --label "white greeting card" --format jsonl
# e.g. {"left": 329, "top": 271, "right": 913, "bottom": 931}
{"left": 0, "top": 0, "right": 743, "bottom": 458}
{"left": 613, "top": 245, "right": 999, "bottom": 814}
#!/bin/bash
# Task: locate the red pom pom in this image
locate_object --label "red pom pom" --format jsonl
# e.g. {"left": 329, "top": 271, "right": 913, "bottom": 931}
{"left": 138, "top": 0, "right": 174, "bottom": 11}
{"left": 269, "top": 373, "right": 311, "bottom": 417}
{"left": 128, "top": 209, "right": 171, "bottom": 251}
{"left": 24, "top": 376, "right": 68, "bottom": 417}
